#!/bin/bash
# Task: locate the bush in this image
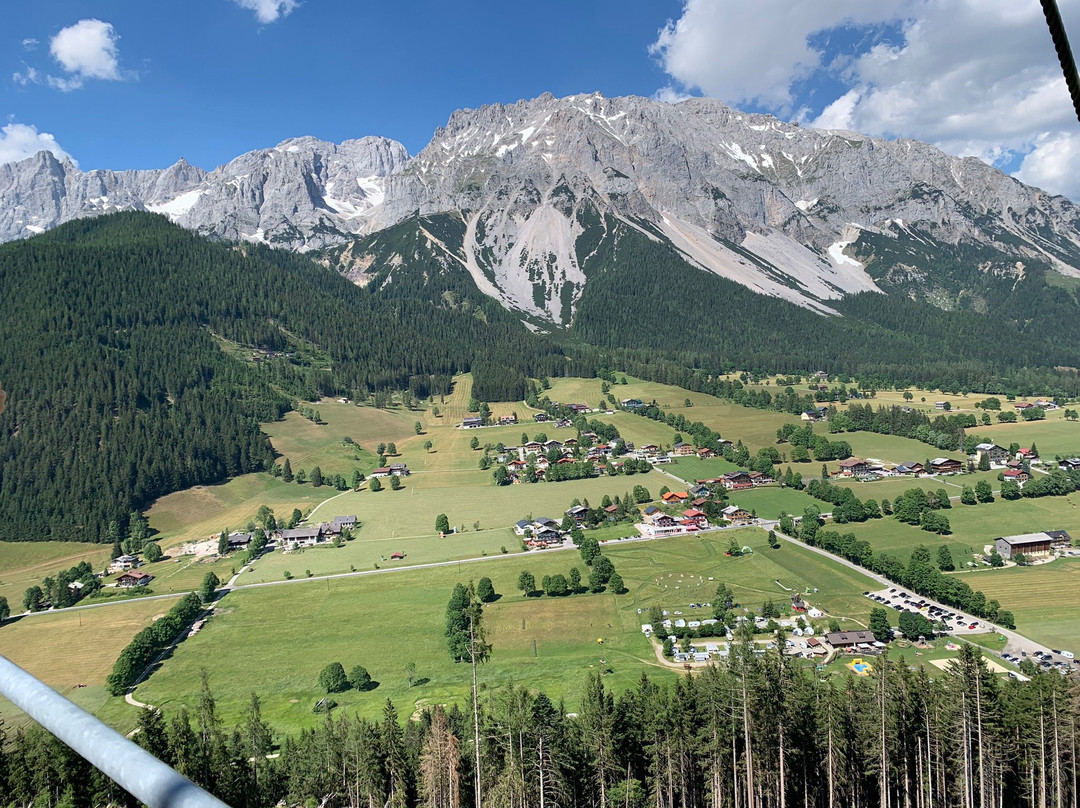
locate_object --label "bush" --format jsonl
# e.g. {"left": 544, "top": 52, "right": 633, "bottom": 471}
{"left": 142, "top": 542, "right": 163, "bottom": 562}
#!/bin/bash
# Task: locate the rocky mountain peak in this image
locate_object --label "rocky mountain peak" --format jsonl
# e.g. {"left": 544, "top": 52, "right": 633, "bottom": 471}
{"left": 2, "top": 91, "right": 1080, "bottom": 320}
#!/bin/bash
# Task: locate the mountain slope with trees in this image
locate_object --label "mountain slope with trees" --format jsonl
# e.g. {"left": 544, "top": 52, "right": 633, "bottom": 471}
{"left": 0, "top": 212, "right": 569, "bottom": 542}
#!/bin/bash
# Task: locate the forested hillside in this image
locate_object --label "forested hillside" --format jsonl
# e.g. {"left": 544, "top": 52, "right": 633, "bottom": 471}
{"left": 0, "top": 213, "right": 568, "bottom": 542}
{"left": 573, "top": 220, "right": 1080, "bottom": 396}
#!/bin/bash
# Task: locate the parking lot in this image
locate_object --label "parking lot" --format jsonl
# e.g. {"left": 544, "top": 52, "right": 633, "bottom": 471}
{"left": 865, "top": 588, "right": 1076, "bottom": 673}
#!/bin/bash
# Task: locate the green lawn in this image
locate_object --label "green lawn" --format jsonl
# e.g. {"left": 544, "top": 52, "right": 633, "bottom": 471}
{"left": 661, "top": 457, "right": 741, "bottom": 484}
{"left": 0, "top": 541, "right": 112, "bottom": 609}
{"left": 836, "top": 492, "right": 1080, "bottom": 566}
{"left": 127, "top": 529, "right": 876, "bottom": 735}
{"left": 146, "top": 474, "right": 334, "bottom": 549}
{"left": 728, "top": 487, "right": 822, "bottom": 520}
{"left": 951, "top": 558, "right": 1080, "bottom": 651}
{"left": 977, "top": 417, "right": 1080, "bottom": 459}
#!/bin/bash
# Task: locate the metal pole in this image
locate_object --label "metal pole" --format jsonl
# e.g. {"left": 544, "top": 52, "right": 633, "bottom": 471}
{"left": 0, "top": 655, "right": 231, "bottom": 808}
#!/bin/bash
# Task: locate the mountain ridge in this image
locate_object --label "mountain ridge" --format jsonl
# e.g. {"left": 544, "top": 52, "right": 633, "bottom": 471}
{"left": 4, "top": 91, "right": 1080, "bottom": 322}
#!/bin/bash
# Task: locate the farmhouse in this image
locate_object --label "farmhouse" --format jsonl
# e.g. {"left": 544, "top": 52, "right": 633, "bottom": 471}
{"left": 929, "top": 457, "right": 962, "bottom": 474}
{"left": 533, "top": 413, "right": 549, "bottom": 422}
{"left": 280, "top": 527, "right": 322, "bottom": 549}
{"left": 661, "top": 491, "right": 689, "bottom": 504}
{"left": 462, "top": 417, "right": 483, "bottom": 428}
{"left": 1059, "top": 458, "right": 1080, "bottom": 471}
{"left": 227, "top": 531, "right": 252, "bottom": 550}
{"left": 721, "top": 505, "right": 753, "bottom": 526}
{"left": 565, "top": 505, "right": 589, "bottom": 523}
{"left": 621, "top": 398, "right": 644, "bottom": 409}
{"left": 1014, "top": 402, "right": 1033, "bottom": 411}
{"left": 673, "top": 442, "right": 696, "bottom": 456}
{"left": 974, "top": 443, "right": 1009, "bottom": 466}
{"left": 498, "top": 415, "right": 518, "bottom": 425}
{"left": 995, "top": 531, "right": 1072, "bottom": 559}
{"left": 720, "top": 471, "right": 753, "bottom": 490}
{"left": 837, "top": 458, "right": 871, "bottom": 477}
{"left": 894, "top": 462, "right": 925, "bottom": 475}
{"left": 108, "top": 554, "right": 141, "bottom": 573}
{"left": 332, "top": 515, "right": 357, "bottom": 529}
{"left": 696, "top": 448, "right": 715, "bottom": 459}
{"left": 116, "top": 570, "right": 154, "bottom": 588}
{"left": 1002, "top": 468, "right": 1030, "bottom": 483}
{"left": 748, "top": 471, "right": 773, "bottom": 486}
{"left": 934, "top": 401, "right": 948, "bottom": 410}
{"left": 825, "top": 630, "right": 877, "bottom": 650}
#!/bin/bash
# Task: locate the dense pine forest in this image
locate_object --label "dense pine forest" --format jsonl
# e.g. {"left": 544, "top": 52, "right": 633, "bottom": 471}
{"left": 2, "top": 642, "right": 1077, "bottom": 808}
{"left": 572, "top": 220, "right": 1080, "bottom": 398}
{"left": 0, "top": 213, "right": 569, "bottom": 542}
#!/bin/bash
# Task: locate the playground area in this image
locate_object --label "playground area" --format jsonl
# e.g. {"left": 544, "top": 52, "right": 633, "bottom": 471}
{"left": 846, "top": 658, "right": 874, "bottom": 676}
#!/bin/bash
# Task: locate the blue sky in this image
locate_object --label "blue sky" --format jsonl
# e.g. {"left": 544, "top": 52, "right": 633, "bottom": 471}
{"left": 3, "top": 0, "right": 682, "bottom": 169}
{"left": 4, "top": 1, "right": 1080, "bottom": 199}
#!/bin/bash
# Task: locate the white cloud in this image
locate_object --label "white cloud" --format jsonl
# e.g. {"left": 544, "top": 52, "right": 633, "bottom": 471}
{"left": 653, "top": 86, "right": 693, "bottom": 104}
{"left": 0, "top": 123, "right": 75, "bottom": 167}
{"left": 47, "top": 19, "right": 122, "bottom": 90}
{"left": 21, "top": 38, "right": 39, "bottom": 51}
{"left": 229, "top": 0, "right": 299, "bottom": 24}
{"left": 650, "top": 0, "right": 908, "bottom": 109}
{"left": 651, "top": 0, "right": 1080, "bottom": 200}
{"left": 1015, "top": 132, "right": 1080, "bottom": 201}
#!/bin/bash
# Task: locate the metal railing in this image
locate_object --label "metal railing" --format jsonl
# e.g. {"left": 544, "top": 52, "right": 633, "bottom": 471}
{"left": 0, "top": 654, "right": 231, "bottom": 808}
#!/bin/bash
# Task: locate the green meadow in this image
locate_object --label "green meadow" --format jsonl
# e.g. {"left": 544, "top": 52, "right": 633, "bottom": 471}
{"left": 950, "top": 558, "right": 1080, "bottom": 651}
{"left": 0, "top": 541, "right": 112, "bottom": 609}
{"left": 127, "top": 529, "right": 876, "bottom": 734}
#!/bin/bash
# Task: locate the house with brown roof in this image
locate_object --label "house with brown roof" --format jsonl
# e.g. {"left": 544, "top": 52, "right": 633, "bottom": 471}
{"left": 116, "top": 570, "right": 154, "bottom": 588}
{"left": 661, "top": 491, "right": 689, "bottom": 504}
{"left": 930, "top": 457, "right": 962, "bottom": 474}
{"left": 837, "top": 458, "right": 870, "bottom": 477}
{"left": 721, "top": 505, "right": 753, "bottom": 526}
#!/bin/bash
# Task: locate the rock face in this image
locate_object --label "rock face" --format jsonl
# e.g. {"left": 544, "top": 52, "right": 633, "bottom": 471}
{"left": 0, "top": 136, "right": 408, "bottom": 250}
{"left": 4, "top": 92, "right": 1080, "bottom": 320}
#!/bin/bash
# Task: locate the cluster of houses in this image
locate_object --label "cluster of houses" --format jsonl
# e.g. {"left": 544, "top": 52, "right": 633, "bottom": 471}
{"left": 493, "top": 435, "right": 632, "bottom": 481}
{"left": 278, "top": 515, "right": 357, "bottom": 551}
{"left": 106, "top": 554, "right": 156, "bottom": 587}
{"left": 832, "top": 456, "right": 972, "bottom": 480}
{"left": 695, "top": 470, "right": 773, "bottom": 490}
{"left": 636, "top": 497, "right": 754, "bottom": 538}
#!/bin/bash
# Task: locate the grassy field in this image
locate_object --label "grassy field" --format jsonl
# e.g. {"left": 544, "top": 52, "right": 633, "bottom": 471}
{"left": 99, "top": 552, "right": 237, "bottom": 596}
{"left": 728, "top": 487, "right": 823, "bottom": 520}
{"left": 829, "top": 470, "right": 1001, "bottom": 504}
{"left": 977, "top": 417, "right": 1080, "bottom": 459}
{"left": 0, "top": 541, "right": 112, "bottom": 608}
{"left": 836, "top": 492, "right": 1080, "bottom": 565}
{"left": 661, "top": 457, "right": 741, "bottom": 483}
{"left": 313, "top": 473, "right": 659, "bottom": 542}
{"left": 146, "top": 474, "right": 333, "bottom": 548}
{"left": 0, "top": 598, "right": 169, "bottom": 725}
{"left": 545, "top": 377, "right": 789, "bottom": 451}
{"left": 126, "top": 528, "right": 876, "bottom": 734}
{"left": 951, "top": 558, "right": 1080, "bottom": 651}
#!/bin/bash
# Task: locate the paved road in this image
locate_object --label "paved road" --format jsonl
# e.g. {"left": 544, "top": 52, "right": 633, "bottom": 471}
{"left": 766, "top": 521, "right": 1070, "bottom": 667}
